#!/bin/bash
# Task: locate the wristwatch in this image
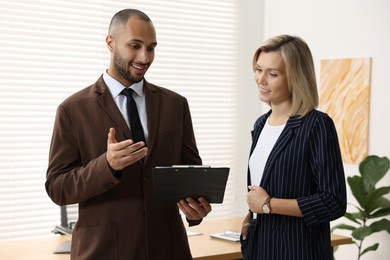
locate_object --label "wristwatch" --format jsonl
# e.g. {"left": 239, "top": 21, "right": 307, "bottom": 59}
{"left": 262, "top": 196, "right": 272, "bottom": 214}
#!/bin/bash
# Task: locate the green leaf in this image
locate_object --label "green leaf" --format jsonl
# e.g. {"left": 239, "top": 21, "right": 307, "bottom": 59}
{"left": 359, "top": 155, "right": 389, "bottom": 192}
{"left": 352, "top": 226, "right": 372, "bottom": 240}
{"left": 332, "top": 223, "right": 357, "bottom": 232}
{"left": 347, "top": 203, "right": 364, "bottom": 212}
{"left": 367, "top": 208, "right": 390, "bottom": 219}
{"left": 368, "top": 218, "right": 390, "bottom": 234}
{"left": 365, "top": 187, "right": 390, "bottom": 213}
{"left": 347, "top": 176, "right": 366, "bottom": 208}
{"left": 344, "top": 212, "right": 364, "bottom": 223}
{"left": 360, "top": 243, "right": 379, "bottom": 256}
{"left": 353, "top": 219, "right": 390, "bottom": 240}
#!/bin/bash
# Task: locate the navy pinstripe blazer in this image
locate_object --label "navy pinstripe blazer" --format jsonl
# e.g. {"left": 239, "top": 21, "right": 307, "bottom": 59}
{"left": 242, "top": 109, "right": 347, "bottom": 260}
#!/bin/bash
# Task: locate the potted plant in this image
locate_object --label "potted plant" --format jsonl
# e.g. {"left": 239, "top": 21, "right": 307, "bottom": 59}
{"left": 333, "top": 155, "right": 390, "bottom": 259}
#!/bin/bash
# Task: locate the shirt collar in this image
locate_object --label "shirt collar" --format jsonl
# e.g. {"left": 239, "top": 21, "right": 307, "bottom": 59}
{"left": 103, "top": 71, "right": 144, "bottom": 98}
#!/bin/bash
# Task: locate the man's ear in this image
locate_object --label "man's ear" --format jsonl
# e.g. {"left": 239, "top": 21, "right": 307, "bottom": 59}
{"left": 106, "top": 35, "right": 114, "bottom": 52}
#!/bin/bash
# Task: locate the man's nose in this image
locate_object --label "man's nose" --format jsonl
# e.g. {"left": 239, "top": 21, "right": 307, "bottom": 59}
{"left": 136, "top": 48, "right": 150, "bottom": 63}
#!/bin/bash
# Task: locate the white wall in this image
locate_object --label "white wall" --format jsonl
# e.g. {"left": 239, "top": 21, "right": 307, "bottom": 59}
{"left": 239, "top": 0, "right": 390, "bottom": 259}
{"left": 234, "top": 0, "right": 265, "bottom": 216}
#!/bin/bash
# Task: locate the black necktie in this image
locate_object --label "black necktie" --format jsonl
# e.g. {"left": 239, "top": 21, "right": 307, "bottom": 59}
{"left": 121, "top": 88, "right": 146, "bottom": 144}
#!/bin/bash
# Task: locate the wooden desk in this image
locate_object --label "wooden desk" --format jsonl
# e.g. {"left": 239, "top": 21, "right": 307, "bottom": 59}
{"left": 0, "top": 217, "right": 352, "bottom": 260}
{"left": 188, "top": 217, "right": 353, "bottom": 260}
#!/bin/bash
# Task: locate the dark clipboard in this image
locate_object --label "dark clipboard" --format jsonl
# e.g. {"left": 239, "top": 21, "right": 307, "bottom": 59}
{"left": 152, "top": 166, "right": 230, "bottom": 204}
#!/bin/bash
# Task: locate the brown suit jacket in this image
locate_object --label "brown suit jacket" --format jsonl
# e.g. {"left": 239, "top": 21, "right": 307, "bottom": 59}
{"left": 45, "top": 75, "right": 202, "bottom": 260}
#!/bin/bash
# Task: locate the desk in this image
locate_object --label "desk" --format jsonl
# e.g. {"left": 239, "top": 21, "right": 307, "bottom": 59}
{"left": 0, "top": 217, "right": 352, "bottom": 260}
{"left": 188, "top": 217, "right": 352, "bottom": 260}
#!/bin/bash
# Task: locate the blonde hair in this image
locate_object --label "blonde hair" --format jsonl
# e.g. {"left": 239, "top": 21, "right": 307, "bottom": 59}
{"left": 253, "top": 35, "right": 318, "bottom": 117}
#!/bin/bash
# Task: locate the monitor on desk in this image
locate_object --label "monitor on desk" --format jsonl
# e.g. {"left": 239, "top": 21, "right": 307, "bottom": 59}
{"left": 52, "top": 204, "right": 77, "bottom": 254}
{"left": 52, "top": 204, "right": 78, "bottom": 235}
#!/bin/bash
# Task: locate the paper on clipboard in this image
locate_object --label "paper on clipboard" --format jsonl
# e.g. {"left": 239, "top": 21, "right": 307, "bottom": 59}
{"left": 152, "top": 166, "right": 229, "bottom": 204}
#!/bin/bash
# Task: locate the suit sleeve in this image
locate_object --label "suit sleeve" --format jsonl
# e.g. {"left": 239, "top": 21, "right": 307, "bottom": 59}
{"left": 45, "top": 104, "right": 120, "bottom": 206}
{"left": 297, "top": 115, "right": 347, "bottom": 226}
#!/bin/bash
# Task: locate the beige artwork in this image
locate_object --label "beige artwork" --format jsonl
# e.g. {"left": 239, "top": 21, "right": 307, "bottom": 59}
{"left": 319, "top": 58, "right": 371, "bottom": 164}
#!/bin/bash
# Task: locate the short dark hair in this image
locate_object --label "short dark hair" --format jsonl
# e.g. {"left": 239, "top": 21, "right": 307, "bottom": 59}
{"left": 108, "top": 9, "right": 152, "bottom": 36}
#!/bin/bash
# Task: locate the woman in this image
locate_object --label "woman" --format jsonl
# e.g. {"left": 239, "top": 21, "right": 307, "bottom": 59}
{"left": 240, "top": 35, "right": 347, "bottom": 260}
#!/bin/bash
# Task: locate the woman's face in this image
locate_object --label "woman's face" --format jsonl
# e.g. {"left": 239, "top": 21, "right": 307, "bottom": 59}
{"left": 254, "top": 51, "right": 290, "bottom": 106}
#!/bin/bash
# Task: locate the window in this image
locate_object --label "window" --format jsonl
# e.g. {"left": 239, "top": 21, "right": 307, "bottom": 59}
{"left": 0, "top": 0, "right": 239, "bottom": 240}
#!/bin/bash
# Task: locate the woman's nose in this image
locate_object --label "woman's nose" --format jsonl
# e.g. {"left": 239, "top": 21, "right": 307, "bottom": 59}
{"left": 256, "top": 73, "right": 265, "bottom": 85}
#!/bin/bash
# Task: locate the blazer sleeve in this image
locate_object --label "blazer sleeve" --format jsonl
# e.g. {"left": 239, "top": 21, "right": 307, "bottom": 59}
{"left": 297, "top": 114, "right": 347, "bottom": 227}
{"left": 45, "top": 104, "right": 120, "bottom": 206}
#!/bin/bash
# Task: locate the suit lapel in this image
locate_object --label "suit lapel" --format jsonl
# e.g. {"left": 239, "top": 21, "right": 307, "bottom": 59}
{"left": 144, "top": 81, "right": 159, "bottom": 164}
{"left": 250, "top": 111, "right": 271, "bottom": 156}
{"left": 260, "top": 116, "right": 302, "bottom": 187}
{"left": 95, "top": 76, "right": 132, "bottom": 140}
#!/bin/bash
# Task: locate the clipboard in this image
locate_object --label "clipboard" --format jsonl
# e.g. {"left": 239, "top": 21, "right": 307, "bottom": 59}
{"left": 152, "top": 166, "right": 229, "bottom": 204}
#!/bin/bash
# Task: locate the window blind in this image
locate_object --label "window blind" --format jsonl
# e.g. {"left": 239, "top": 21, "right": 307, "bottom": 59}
{"left": 0, "top": 0, "right": 238, "bottom": 240}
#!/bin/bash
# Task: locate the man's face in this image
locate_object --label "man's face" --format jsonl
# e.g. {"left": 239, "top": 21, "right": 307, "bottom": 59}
{"left": 108, "top": 16, "right": 157, "bottom": 86}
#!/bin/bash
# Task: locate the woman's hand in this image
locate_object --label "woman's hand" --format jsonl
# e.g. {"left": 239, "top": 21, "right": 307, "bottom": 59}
{"left": 241, "top": 212, "right": 252, "bottom": 240}
{"left": 246, "top": 185, "right": 269, "bottom": 214}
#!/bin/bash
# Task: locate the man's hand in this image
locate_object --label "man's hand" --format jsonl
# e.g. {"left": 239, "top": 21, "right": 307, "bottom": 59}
{"left": 177, "top": 197, "right": 212, "bottom": 221}
{"left": 106, "top": 127, "right": 148, "bottom": 170}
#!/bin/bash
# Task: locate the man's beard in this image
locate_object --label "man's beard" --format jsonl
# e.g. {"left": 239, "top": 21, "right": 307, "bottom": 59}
{"left": 113, "top": 49, "right": 143, "bottom": 85}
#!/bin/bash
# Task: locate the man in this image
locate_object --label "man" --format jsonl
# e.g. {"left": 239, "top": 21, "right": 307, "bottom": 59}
{"left": 45, "top": 9, "right": 211, "bottom": 260}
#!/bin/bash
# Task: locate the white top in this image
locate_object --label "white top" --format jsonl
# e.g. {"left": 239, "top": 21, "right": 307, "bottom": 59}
{"left": 103, "top": 71, "right": 149, "bottom": 142}
{"left": 249, "top": 118, "right": 285, "bottom": 218}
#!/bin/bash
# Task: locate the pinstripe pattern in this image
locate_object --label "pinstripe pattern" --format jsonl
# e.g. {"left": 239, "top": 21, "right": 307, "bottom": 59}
{"left": 241, "top": 109, "right": 347, "bottom": 260}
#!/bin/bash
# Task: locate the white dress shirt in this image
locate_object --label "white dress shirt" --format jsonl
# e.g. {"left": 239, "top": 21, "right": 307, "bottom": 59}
{"left": 249, "top": 117, "right": 285, "bottom": 218}
{"left": 103, "top": 71, "right": 149, "bottom": 142}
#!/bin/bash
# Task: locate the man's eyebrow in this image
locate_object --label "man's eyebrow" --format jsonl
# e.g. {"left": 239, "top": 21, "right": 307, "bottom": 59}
{"left": 128, "top": 38, "right": 143, "bottom": 43}
{"left": 128, "top": 38, "right": 157, "bottom": 46}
